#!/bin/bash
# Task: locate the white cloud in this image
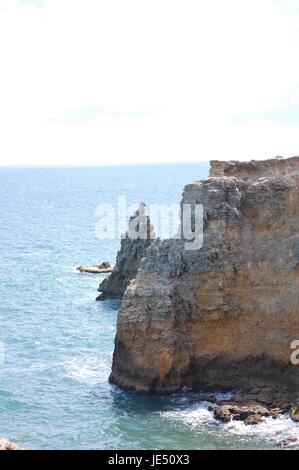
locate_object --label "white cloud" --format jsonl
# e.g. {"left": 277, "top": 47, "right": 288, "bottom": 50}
{"left": 0, "top": 0, "right": 299, "bottom": 165}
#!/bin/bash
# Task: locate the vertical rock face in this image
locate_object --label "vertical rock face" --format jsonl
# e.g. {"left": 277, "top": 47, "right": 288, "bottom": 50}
{"left": 110, "top": 157, "right": 299, "bottom": 394}
{"left": 97, "top": 204, "right": 154, "bottom": 300}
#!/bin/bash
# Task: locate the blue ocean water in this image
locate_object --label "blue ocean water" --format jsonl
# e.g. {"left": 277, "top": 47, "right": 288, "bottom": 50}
{"left": 0, "top": 163, "right": 298, "bottom": 450}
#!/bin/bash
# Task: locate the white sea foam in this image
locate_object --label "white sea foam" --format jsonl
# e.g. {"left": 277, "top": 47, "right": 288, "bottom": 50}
{"left": 225, "top": 414, "right": 299, "bottom": 442}
{"left": 160, "top": 401, "right": 299, "bottom": 447}
{"left": 62, "top": 357, "right": 109, "bottom": 385}
{"left": 161, "top": 403, "right": 216, "bottom": 428}
{"left": 70, "top": 267, "right": 80, "bottom": 273}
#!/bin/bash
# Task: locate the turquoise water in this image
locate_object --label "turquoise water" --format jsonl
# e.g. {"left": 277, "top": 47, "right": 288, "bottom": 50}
{"left": 0, "top": 163, "right": 298, "bottom": 450}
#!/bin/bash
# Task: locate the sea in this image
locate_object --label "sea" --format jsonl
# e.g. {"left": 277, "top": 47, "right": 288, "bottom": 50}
{"left": 0, "top": 163, "right": 298, "bottom": 450}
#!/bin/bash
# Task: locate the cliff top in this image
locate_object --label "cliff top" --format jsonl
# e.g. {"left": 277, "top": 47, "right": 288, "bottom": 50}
{"left": 209, "top": 156, "right": 299, "bottom": 179}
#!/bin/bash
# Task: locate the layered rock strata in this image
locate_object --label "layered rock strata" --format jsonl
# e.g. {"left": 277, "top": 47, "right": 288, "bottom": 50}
{"left": 110, "top": 156, "right": 299, "bottom": 396}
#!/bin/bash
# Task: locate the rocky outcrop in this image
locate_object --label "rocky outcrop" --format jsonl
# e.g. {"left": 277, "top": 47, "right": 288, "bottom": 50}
{"left": 209, "top": 155, "right": 299, "bottom": 179}
{"left": 110, "top": 156, "right": 299, "bottom": 397}
{"left": 96, "top": 204, "right": 154, "bottom": 300}
{"left": 0, "top": 438, "right": 23, "bottom": 450}
{"left": 290, "top": 406, "right": 299, "bottom": 422}
{"left": 77, "top": 262, "right": 113, "bottom": 274}
{"left": 188, "top": 386, "right": 296, "bottom": 413}
{"left": 213, "top": 404, "right": 272, "bottom": 425}
{"left": 223, "top": 386, "right": 295, "bottom": 412}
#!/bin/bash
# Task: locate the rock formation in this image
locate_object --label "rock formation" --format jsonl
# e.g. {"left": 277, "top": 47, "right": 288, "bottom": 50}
{"left": 213, "top": 403, "right": 273, "bottom": 425}
{"left": 96, "top": 203, "right": 154, "bottom": 300}
{"left": 77, "top": 262, "right": 113, "bottom": 274}
{"left": 209, "top": 155, "right": 299, "bottom": 179}
{"left": 0, "top": 438, "right": 23, "bottom": 450}
{"left": 109, "top": 156, "right": 299, "bottom": 397}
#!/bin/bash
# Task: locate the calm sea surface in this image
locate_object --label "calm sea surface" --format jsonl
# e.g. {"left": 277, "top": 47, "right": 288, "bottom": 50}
{"left": 0, "top": 163, "right": 298, "bottom": 449}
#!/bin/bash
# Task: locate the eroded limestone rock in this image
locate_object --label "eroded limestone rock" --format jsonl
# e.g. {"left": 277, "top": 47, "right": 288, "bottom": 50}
{"left": 110, "top": 157, "right": 299, "bottom": 397}
{"left": 213, "top": 403, "right": 272, "bottom": 425}
{"left": 96, "top": 203, "right": 154, "bottom": 300}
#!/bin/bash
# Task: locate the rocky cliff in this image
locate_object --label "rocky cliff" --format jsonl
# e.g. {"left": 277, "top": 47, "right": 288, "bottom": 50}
{"left": 110, "top": 156, "right": 299, "bottom": 395}
{"left": 97, "top": 203, "right": 154, "bottom": 300}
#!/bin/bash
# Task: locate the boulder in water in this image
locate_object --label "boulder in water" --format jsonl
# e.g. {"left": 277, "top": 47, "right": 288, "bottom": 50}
{"left": 77, "top": 262, "right": 113, "bottom": 274}
{"left": 0, "top": 438, "right": 23, "bottom": 450}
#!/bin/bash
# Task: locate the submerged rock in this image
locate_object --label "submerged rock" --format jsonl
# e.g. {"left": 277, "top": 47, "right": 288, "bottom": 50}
{"left": 110, "top": 156, "right": 299, "bottom": 397}
{"left": 188, "top": 395, "right": 218, "bottom": 405}
{"left": 0, "top": 438, "right": 23, "bottom": 450}
{"left": 96, "top": 203, "right": 155, "bottom": 300}
{"left": 276, "top": 437, "right": 298, "bottom": 448}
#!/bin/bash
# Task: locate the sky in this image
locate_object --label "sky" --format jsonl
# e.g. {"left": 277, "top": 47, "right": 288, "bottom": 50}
{"left": 1, "top": 0, "right": 299, "bottom": 166}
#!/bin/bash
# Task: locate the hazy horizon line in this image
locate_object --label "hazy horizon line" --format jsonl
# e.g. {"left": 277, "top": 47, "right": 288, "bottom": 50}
{"left": 0, "top": 155, "right": 295, "bottom": 169}
{"left": 0, "top": 160, "right": 213, "bottom": 169}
